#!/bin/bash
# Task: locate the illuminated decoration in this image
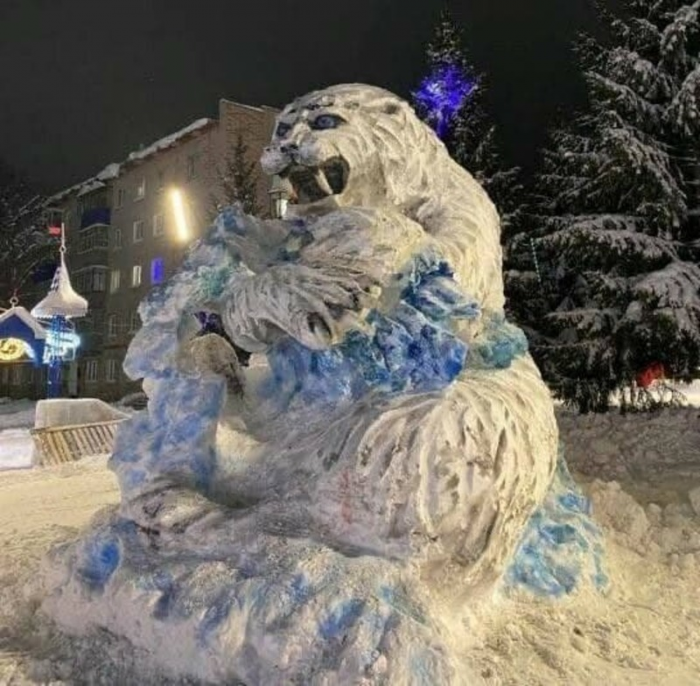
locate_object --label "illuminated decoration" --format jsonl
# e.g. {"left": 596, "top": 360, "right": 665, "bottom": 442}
{"left": 0, "top": 338, "right": 27, "bottom": 362}
{"left": 170, "top": 189, "right": 190, "bottom": 241}
{"left": 42, "top": 323, "right": 81, "bottom": 364}
{"left": 413, "top": 64, "right": 475, "bottom": 139}
{"left": 0, "top": 304, "right": 46, "bottom": 365}
{"left": 31, "top": 225, "right": 87, "bottom": 397}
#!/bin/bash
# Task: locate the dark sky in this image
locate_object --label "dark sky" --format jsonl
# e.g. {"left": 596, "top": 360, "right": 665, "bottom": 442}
{"left": 0, "top": 0, "right": 621, "bottom": 193}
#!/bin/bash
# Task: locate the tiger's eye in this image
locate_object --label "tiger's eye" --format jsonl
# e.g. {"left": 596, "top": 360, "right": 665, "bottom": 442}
{"left": 276, "top": 122, "right": 292, "bottom": 137}
{"left": 310, "top": 114, "right": 344, "bottom": 130}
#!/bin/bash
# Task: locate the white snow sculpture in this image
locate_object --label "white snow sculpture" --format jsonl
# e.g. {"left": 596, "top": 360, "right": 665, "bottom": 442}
{"left": 43, "top": 85, "right": 566, "bottom": 684}
{"left": 127, "top": 83, "right": 558, "bottom": 586}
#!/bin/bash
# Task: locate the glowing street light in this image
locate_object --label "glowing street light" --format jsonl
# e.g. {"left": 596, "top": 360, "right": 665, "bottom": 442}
{"left": 170, "top": 188, "right": 190, "bottom": 241}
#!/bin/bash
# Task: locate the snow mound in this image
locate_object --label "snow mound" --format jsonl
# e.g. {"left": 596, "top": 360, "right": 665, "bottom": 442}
{"left": 34, "top": 398, "right": 129, "bottom": 430}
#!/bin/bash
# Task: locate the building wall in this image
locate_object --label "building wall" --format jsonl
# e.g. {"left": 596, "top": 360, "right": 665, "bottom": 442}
{"left": 0, "top": 100, "right": 279, "bottom": 403}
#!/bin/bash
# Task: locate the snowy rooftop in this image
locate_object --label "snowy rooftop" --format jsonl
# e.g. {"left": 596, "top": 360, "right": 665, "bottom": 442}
{"left": 48, "top": 163, "right": 121, "bottom": 204}
{"left": 0, "top": 306, "right": 47, "bottom": 340}
{"left": 124, "top": 118, "right": 214, "bottom": 165}
{"left": 48, "top": 96, "right": 277, "bottom": 202}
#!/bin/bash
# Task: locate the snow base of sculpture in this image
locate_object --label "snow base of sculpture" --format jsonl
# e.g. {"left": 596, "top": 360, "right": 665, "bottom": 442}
{"left": 41, "top": 454, "right": 606, "bottom": 685}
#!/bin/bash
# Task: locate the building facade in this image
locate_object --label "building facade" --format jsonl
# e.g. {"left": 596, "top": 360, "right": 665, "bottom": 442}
{"left": 0, "top": 99, "right": 278, "bottom": 401}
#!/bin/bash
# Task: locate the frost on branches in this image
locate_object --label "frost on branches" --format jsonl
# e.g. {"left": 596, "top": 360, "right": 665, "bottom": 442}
{"left": 0, "top": 160, "right": 52, "bottom": 304}
{"left": 506, "top": 0, "right": 700, "bottom": 412}
{"left": 412, "top": 10, "right": 524, "bottom": 235}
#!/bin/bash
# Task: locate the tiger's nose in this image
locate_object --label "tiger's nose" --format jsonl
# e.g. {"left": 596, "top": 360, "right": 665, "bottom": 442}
{"left": 280, "top": 142, "right": 299, "bottom": 154}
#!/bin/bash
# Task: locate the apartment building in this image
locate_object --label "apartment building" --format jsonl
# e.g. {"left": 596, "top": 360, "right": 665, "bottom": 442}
{"left": 0, "top": 99, "right": 278, "bottom": 401}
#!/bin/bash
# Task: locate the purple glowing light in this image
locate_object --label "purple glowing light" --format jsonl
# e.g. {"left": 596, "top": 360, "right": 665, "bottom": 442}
{"left": 414, "top": 64, "right": 475, "bottom": 138}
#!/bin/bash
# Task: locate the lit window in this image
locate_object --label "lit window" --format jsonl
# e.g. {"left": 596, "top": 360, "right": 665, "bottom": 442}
{"left": 187, "top": 155, "right": 197, "bottom": 180}
{"left": 106, "top": 359, "right": 119, "bottom": 383}
{"left": 132, "top": 264, "right": 142, "bottom": 287}
{"left": 113, "top": 227, "right": 122, "bottom": 249}
{"left": 153, "top": 213, "right": 165, "bottom": 237}
{"left": 129, "top": 311, "right": 141, "bottom": 333}
{"left": 107, "top": 314, "right": 121, "bottom": 339}
{"left": 110, "top": 270, "right": 120, "bottom": 293}
{"left": 85, "top": 359, "right": 99, "bottom": 383}
{"left": 133, "top": 220, "right": 144, "bottom": 242}
{"left": 135, "top": 178, "right": 146, "bottom": 201}
{"left": 150, "top": 257, "right": 165, "bottom": 285}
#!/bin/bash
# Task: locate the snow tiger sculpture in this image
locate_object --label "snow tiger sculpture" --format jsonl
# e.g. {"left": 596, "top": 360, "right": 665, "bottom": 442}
{"left": 43, "top": 86, "right": 602, "bottom": 684}
{"left": 121, "top": 83, "right": 559, "bottom": 587}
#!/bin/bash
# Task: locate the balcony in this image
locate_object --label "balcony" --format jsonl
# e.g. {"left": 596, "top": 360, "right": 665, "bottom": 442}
{"left": 80, "top": 207, "right": 111, "bottom": 229}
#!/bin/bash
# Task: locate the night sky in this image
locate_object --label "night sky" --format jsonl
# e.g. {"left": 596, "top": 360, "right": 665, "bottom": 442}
{"left": 0, "top": 0, "right": 622, "bottom": 193}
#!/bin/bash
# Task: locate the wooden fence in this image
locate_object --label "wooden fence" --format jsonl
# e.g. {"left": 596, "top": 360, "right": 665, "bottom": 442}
{"left": 30, "top": 419, "right": 126, "bottom": 466}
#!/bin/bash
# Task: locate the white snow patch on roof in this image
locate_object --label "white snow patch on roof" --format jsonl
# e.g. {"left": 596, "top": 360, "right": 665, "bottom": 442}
{"left": 126, "top": 118, "right": 213, "bottom": 163}
{"left": 48, "top": 162, "right": 121, "bottom": 204}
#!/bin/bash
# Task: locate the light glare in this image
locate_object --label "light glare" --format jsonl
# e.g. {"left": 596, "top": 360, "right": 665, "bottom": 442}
{"left": 171, "top": 189, "right": 190, "bottom": 241}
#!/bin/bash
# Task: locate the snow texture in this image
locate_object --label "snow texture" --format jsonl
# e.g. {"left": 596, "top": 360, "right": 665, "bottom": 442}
{"left": 42, "top": 85, "right": 601, "bottom": 685}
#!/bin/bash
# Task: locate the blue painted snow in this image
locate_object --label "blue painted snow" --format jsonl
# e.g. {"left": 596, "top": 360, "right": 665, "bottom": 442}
{"left": 504, "top": 451, "right": 609, "bottom": 597}
{"left": 77, "top": 534, "right": 121, "bottom": 591}
{"left": 318, "top": 599, "right": 365, "bottom": 640}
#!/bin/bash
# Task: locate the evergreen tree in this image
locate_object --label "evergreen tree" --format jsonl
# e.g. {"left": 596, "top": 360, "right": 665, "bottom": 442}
{"left": 412, "top": 10, "right": 524, "bottom": 234}
{"left": 0, "top": 159, "right": 51, "bottom": 305}
{"left": 212, "top": 132, "right": 261, "bottom": 218}
{"left": 506, "top": 0, "right": 700, "bottom": 413}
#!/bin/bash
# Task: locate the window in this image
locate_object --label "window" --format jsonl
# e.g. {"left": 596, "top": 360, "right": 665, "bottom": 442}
{"left": 150, "top": 257, "right": 165, "bottom": 285}
{"left": 78, "top": 226, "right": 108, "bottom": 253}
{"left": 45, "top": 208, "right": 63, "bottom": 230}
{"left": 115, "top": 188, "right": 126, "bottom": 208}
{"left": 93, "top": 269, "right": 106, "bottom": 292}
{"left": 153, "top": 213, "right": 165, "bottom": 237}
{"left": 107, "top": 313, "right": 121, "bottom": 339}
{"left": 11, "top": 365, "right": 22, "bottom": 386}
{"left": 1, "top": 366, "right": 9, "bottom": 384}
{"left": 113, "top": 227, "right": 122, "bottom": 249}
{"left": 135, "top": 177, "right": 146, "bottom": 201}
{"left": 85, "top": 360, "right": 99, "bottom": 383}
{"left": 132, "top": 264, "right": 142, "bottom": 287}
{"left": 110, "top": 269, "right": 121, "bottom": 293}
{"left": 133, "top": 220, "right": 144, "bottom": 242}
{"left": 157, "top": 170, "right": 165, "bottom": 191}
{"left": 106, "top": 359, "right": 119, "bottom": 383}
{"left": 186, "top": 155, "right": 197, "bottom": 180}
{"left": 129, "top": 310, "right": 141, "bottom": 333}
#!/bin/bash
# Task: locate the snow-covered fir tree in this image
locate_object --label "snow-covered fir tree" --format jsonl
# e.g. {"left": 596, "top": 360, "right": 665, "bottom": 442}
{"left": 211, "top": 132, "right": 261, "bottom": 218}
{"left": 412, "top": 9, "right": 523, "bottom": 234}
{"left": 506, "top": 0, "right": 700, "bottom": 413}
{"left": 0, "top": 159, "right": 51, "bottom": 306}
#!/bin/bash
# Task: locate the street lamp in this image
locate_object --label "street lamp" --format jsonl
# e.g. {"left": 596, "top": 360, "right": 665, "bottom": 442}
{"left": 269, "top": 175, "right": 290, "bottom": 219}
{"left": 170, "top": 188, "right": 190, "bottom": 241}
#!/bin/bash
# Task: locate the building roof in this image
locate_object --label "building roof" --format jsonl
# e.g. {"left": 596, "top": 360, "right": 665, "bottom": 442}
{"left": 48, "top": 98, "right": 278, "bottom": 202}
{"left": 124, "top": 118, "right": 215, "bottom": 166}
{"left": 48, "top": 162, "right": 121, "bottom": 204}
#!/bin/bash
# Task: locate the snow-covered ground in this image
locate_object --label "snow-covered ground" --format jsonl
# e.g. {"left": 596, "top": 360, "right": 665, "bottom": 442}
{"left": 0, "top": 397, "right": 699, "bottom": 683}
{"left": 0, "top": 399, "right": 39, "bottom": 471}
